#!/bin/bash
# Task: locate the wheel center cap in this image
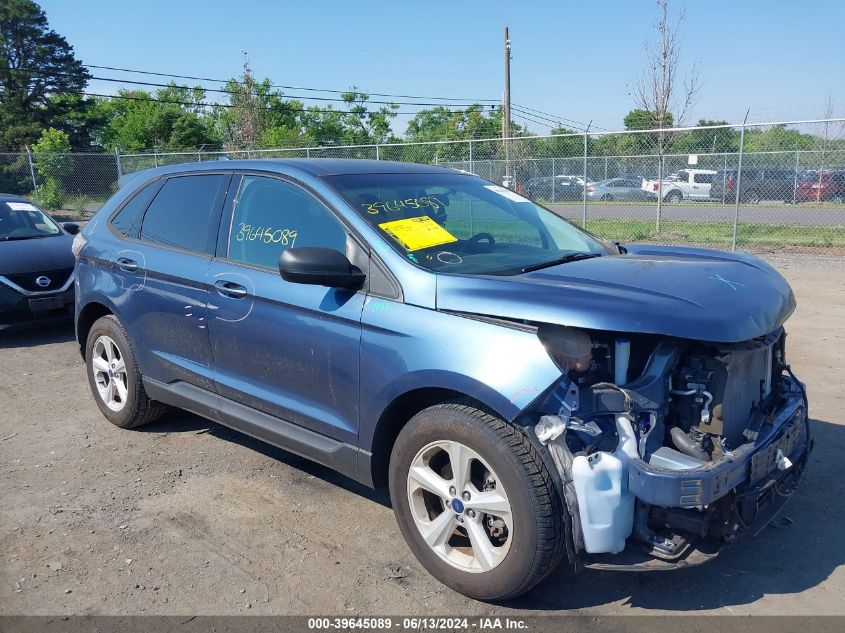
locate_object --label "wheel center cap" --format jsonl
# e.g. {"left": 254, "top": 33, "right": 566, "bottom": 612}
{"left": 108, "top": 369, "right": 114, "bottom": 378}
{"left": 451, "top": 498, "right": 465, "bottom": 514}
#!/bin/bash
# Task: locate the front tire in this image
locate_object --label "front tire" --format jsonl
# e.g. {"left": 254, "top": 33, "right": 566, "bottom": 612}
{"left": 85, "top": 315, "right": 166, "bottom": 429}
{"left": 389, "top": 403, "right": 565, "bottom": 600}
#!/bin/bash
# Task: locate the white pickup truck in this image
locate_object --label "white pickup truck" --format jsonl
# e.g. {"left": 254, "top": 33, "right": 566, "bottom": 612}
{"left": 641, "top": 169, "right": 717, "bottom": 202}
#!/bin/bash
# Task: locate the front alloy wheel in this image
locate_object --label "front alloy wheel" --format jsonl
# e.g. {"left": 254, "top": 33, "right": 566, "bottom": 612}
{"left": 407, "top": 440, "right": 513, "bottom": 573}
{"left": 389, "top": 403, "right": 565, "bottom": 600}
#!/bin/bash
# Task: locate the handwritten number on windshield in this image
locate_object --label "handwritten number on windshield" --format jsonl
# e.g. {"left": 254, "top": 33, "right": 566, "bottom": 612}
{"left": 362, "top": 196, "right": 444, "bottom": 215}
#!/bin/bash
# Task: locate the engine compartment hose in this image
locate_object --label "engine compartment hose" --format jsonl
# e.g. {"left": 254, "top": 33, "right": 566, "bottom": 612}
{"left": 670, "top": 427, "right": 710, "bottom": 461}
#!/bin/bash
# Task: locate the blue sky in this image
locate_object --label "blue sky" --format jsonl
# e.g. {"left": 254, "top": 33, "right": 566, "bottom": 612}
{"left": 40, "top": 0, "right": 845, "bottom": 135}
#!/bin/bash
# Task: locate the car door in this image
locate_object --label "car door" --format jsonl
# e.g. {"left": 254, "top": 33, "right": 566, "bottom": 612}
{"left": 118, "top": 173, "right": 231, "bottom": 398}
{"left": 206, "top": 174, "right": 365, "bottom": 444}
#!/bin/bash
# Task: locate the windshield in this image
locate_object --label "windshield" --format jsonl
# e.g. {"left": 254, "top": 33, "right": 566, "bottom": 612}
{"left": 324, "top": 172, "right": 608, "bottom": 275}
{"left": 0, "top": 201, "right": 61, "bottom": 240}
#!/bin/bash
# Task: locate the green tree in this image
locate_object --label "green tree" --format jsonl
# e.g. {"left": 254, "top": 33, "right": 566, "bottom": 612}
{"left": 31, "top": 126, "right": 72, "bottom": 209}
{"left": 95, "top": 85, "right": 219, "bottom": 152}
{"left": 338, "top": 88, "right": 397, "bottom": 145}
{"left": 0, "top": 0, "right": 90, "bottom": 150}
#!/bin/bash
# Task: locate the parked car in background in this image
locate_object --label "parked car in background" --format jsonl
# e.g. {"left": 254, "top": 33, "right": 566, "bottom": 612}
{"left": 641, "top": 169, "right": 717, "bottom": 202}
{"left": 587, "top": 178, "right": 655, "bottom": 202}
{"left": 0, "top": 195, "right": 80, "bottom": 331}
{"left": 794, "top": 170, "right": 845, "bottom": 203}
{"left": 710, "top": 167, "right": 797, "bottom": 203}
{"left": 524, "top": 175, "right": 584, "bottom": 201}
{"left": 75, "top": 160, "right": 810, "bottom": 600}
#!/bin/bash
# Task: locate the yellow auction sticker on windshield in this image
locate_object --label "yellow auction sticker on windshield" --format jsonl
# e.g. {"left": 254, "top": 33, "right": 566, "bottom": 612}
{"left": 378, "top": 216, "right": 458, "bottom": 251}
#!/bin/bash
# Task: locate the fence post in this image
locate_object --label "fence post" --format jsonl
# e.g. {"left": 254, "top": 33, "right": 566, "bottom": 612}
{"left": 551, "top": 156, "right": 556, "bottom": 202}
{"left": 153, "top": 152, "right": 158, "bottom": 168}
{"left": 731, "top": 117, "right": 749, "bottom": 252}
{"left": 25, "top": 145, "right": 38, "bottom": 193}
{"left": 114, "top": 147, "right": 123, "bottom": 178}
{"left": 792, "top": 150, "right": 799, "bottom": 205}
{"left": 375, "top": 144, "right": 380, "bottom": 160}
{"left": 722, "top": 154, "right": 728, "bottom": 203}
{"left": 469, "top": 139, "right": 474, "bottom": 174}
{"left": 655, "top": 154, "right": 664, "bottom": 233}
{"left": 604, "top": 156, "right": 608, "bottom": 180}
{"left": 582, "top": 132, "right": 588, "bottom": 228}
{"left": 306, "top": 146, "right": 311, "bottom": 158}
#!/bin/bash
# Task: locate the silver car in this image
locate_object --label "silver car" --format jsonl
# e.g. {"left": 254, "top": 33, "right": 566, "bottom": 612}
{"left": 587, "top": 178, "right": 654, "bottom": 202}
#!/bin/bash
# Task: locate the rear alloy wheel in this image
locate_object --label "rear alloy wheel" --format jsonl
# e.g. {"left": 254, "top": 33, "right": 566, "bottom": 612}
{"left": 665, "top": 190, "right": 683, "bottom": 203}
{"left": 600, "top": 194, "right": 613, "bottom": 202}
{"left": 747, "top": 191, "right": 761, "bottom": 204}
{"left": 85, "top": 315, "right": 167, "bottom": 429}
{"left": 389, "top": 403, "right": 565, "bottom": 600}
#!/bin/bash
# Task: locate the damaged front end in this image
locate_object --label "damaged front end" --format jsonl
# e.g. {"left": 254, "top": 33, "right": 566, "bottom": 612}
{"left": 526, "top": 325, "right": 811, "bottom": 571}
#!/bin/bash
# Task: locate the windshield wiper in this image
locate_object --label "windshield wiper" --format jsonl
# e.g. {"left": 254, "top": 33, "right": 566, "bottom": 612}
{"left": 0, "top": 235, "right": 48, "bottom": 241}
{"left": 521, "top": 252, "right": 601, "bottom": 273}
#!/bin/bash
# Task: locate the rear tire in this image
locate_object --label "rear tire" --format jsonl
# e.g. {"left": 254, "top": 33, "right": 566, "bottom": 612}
{"left": 85, "top": 315, "right": 166, "bottom": 429}
{"left": 600, "top": 194, "right": 613, "bottom": 202}
{"left": 389, "top": 403, "right": 565, "bottom": 600}
{"left": 665, "top": 190, "right": 682, "bottom": 203}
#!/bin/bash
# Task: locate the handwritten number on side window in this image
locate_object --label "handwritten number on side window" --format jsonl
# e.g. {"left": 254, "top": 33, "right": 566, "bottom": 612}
{"left": 235, "top": 223, "right": 298, "bottom": 247}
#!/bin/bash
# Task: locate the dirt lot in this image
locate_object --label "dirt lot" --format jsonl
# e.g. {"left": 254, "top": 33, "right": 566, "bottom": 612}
{"left": 1, "top": 256, "right": 844, "bottom": 616}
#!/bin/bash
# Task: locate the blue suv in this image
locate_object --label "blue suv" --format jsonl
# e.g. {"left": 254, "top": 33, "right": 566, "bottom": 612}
{"left": 75, "top": 160, "right": 810, "bottom": 600}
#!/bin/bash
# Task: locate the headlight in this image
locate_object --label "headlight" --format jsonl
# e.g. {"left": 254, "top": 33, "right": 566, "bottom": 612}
{"left": 538, "top": 325, "right": 592, "bottom": 373}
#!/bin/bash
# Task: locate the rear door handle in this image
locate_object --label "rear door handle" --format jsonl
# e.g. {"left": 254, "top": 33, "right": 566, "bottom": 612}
{"left": 115, "top": 257, "right": 138, "bottom": 272}
{"left": 214, "top": 280, "right": 248, "bottom": 298}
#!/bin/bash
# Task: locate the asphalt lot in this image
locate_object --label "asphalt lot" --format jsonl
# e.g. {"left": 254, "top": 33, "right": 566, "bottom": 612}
{"left": 1, "top": 256, "right": 844, "bottom": 615}
{"left": 547, "top": 202, "right": 845, "bottom": 227}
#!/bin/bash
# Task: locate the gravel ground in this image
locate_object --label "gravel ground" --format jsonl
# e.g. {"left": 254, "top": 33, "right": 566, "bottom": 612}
{"left": 1, "top": 258, "right": 844, "bottom": 616}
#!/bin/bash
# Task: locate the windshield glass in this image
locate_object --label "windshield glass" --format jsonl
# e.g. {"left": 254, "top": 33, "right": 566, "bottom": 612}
{"left": 0, "top": 201, "right": 61, "bottom": 240}
{"left": 324, "top": 172, "right": 608, "bottom": 275}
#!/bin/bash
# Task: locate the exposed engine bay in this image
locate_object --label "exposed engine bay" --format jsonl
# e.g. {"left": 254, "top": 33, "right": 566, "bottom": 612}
{"left": 527, "top": 324, "right": 811, "bottom": 569}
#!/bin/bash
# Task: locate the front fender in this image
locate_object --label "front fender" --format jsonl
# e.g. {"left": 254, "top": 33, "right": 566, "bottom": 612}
{"left": 358, "top": 297, "right": 563, "bottom": 451}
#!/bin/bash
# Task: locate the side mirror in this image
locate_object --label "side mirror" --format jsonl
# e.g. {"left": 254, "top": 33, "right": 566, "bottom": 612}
{"left": 279, "top": 247, "right": 366, "bottom": 289}
{"left": 63, "top": 222, "right": 81, "bottom": 235}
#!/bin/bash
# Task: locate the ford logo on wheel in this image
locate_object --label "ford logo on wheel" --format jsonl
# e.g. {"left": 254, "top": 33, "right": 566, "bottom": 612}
{"left": 35, "top": 276, "right": 51, "bottom": 288}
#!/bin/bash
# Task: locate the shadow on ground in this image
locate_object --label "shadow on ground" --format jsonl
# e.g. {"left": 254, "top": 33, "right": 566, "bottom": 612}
{"left": 136, "top": 409, "right": 391, "bottom": 508}
{"left": 0, "top": 321, "right": 75, "bottom": 349}
{"left": 134, "top": 406, "right": 843, "bottom": 612}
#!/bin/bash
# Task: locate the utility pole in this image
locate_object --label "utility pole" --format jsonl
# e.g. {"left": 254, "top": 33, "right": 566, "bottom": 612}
{"left": 502, "top": 26, "right": 512, "bottom": 188}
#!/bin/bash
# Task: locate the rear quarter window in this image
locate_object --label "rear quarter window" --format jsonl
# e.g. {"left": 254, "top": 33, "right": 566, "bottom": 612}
{"left": 110, "top": 181, "right": 160, "bottom": 238}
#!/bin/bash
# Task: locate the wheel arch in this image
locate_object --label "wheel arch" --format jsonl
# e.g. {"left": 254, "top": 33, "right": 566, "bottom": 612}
{"left": 367, "top": 387, "right": 505, "bottom": 489}
{"left": 76, "top": 300, "right": 114, "bottom": 356}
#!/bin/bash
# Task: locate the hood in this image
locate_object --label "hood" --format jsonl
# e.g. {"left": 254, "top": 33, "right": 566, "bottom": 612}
{"left": 436, "top": 245, "right": 795, "bottom": 343}
{"left": 0, "top": 234, "right": 75, "bottom": 275}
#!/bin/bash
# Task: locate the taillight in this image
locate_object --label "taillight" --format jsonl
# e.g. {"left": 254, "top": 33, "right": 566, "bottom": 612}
{"left": 71, "top": 232, "right": 87, "bottom": 258}
{"left": 587, "top": 187, "right": 595, "bottom": 193}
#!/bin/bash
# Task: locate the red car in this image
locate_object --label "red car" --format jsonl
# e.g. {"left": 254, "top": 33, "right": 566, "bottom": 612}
{"left": 794, "top": 170, "right": 845, "bottom": 203}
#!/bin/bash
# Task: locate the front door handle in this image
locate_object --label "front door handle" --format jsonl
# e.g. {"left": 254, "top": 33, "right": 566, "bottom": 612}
{"left": 115, "top": 257, "right": 138, "bottom": 272}
{"left": 214, "top": 280, "right": 248, "bottom": 298}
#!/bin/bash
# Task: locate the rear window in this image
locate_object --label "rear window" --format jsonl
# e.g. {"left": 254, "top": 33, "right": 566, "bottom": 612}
{"left": 139, "top": 174, "right": 228, "bottom": 254}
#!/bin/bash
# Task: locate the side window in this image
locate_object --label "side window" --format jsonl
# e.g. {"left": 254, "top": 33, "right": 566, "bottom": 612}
{"left": 693, "top": 173, "right": 712, "bottom": 184}
{"left": 140, "top": 174, "right": 228, "bottom": 254}
{"left": 111, "top": 181, "right": 159, "bottom": 238}
{"left": 227, "top": 176, "right": 347, "bottom": 270}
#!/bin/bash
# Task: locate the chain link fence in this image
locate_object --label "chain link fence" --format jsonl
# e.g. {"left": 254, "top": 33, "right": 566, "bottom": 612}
{"left": 4, "top": 118, "right": 844, "bottom": 254}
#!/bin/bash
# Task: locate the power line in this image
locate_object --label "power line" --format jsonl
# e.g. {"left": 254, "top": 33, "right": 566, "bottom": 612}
{"left": 84, "top": 63, "right": 501, "bottom": 104}
{"left": 11, "top": 66, "right": 494, "bottom": 108}
{"left": 513, "top": 103, "right": 613, "bottom": 132}
{"left": 75, "top": 91, "right": 472, "bottom": 116}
